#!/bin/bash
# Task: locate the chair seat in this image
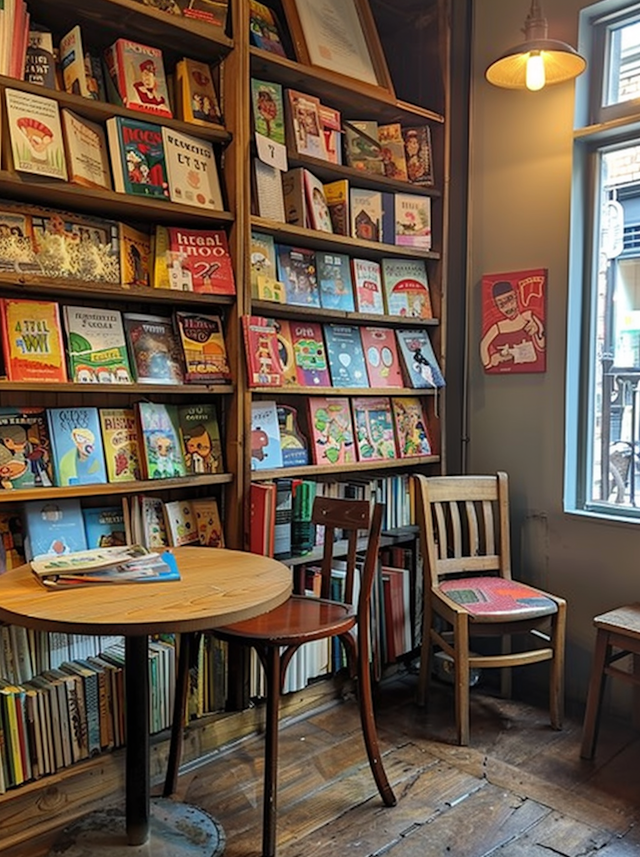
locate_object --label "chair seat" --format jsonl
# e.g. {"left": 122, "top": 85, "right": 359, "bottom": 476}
{"left": 216, "top": 596, "right": 356, "bottom": 645}
{"left": 440, "top": 576, "right": 558, "bottom": 620}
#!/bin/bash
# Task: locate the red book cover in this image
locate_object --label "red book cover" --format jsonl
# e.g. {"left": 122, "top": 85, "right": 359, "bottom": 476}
{"left": 165, "top": 227, "right": 235, "bottom": 295}
{"left": 242, "top": 316, "right": 283, "bottom": 387}
{"left": 360, "top": 327, "right": 404, "bottom": 387}
{"left": 289, "top": 321, "right": 330, "bottom": 387}
{"left": 249, "top": 481, "right": 276, "bottom": 556}
{"left": 307, "top": 397, "right": 356, "bottom": 465}
{"left": 0, "top": 298, "right": 67, "bottom": 382}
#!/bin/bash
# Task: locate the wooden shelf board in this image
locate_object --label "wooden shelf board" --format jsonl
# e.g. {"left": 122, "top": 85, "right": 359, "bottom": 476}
{"left": 251, "top": 386, "right": 432, "bottom": 396}
{"left": 250, "top": 217, "right": 439, "bottom": 260}
{"left": 251, "top": 456, "right": 439, "bottom": 481}
{"left": 0, "top": 381, "right": 234, "bottom": 395}
{"left": 0, "top": 473, "right": 233, "bottom": 504}
{"left": 251, "top": 300, "right": 439, "bottom": 328}
{"left": 283, "top": 528, "right": 417, "bottom": 567}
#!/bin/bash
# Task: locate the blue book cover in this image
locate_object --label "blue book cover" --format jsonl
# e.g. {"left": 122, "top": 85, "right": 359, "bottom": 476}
{"left": 316, "top": 252, "right": 355, "bottom": 311}
{"left": 395, "top": 329, "right": 445, "bottom": 389}
{"left": 324, "top": 324, "right": 370, "bottom": 388}
{"left": 250, "top": 400, "right": 283, "bottom": 470}
{"left": 82, "top": 506, "right": 126, "bottom": 549}
{"left": 24, "top": 498, "right": 88, "bottom": 560}
{"left": 275, "top": 245, "right": 320, "bottom": 308}
{"left": 46, "top": 407, "right": 108, "bottom": 487}
{"left": 136, "top": 402, "right": 187, "bottom": 479}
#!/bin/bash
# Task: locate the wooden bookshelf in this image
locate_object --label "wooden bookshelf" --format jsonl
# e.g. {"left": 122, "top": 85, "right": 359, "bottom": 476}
{"left": 251, "top": 299, "right": 439, "bottom": 327}
{"left": 251, "top": 385, "right": 432, "bottom": 397}
{"left": 251, "top": 455, "right": 439, "bottom": 481}
{"left": 0, "top": 381, "right": 234, "bottom": 395}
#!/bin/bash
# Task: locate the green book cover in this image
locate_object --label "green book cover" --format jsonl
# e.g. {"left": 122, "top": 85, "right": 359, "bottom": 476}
{"left": 63, "top": 306, "right": 133, "bottom": 384}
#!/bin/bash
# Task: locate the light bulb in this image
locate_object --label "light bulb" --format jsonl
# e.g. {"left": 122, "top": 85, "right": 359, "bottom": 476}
{"left": 526, "top": 51, "right": 545, "bottom": 90}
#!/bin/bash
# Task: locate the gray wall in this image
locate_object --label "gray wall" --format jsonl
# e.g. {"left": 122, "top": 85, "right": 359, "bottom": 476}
{"left": 468, "top": 0, "right": 639, "bottom": 715}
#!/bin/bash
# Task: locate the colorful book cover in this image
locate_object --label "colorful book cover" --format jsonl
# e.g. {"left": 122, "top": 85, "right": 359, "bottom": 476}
{"left": 303, "top": 171, "right": 333, "bottom": 233}
{"left": 119, "top": 223, "right": 152, "bottom": 288}
{"left": 360, "top": 327, "right": 405, "bottom": 387}
{"left": 350, "top": 188, "right": 382, "bottom": 242}
{"left": 180, "top": 0, "right": 229, "bottom": 27}
{"left": 0, "top": 209, "right": 43, "bottom": 275}
{"left": 163, "top": 500, "right": 199, "bottom": 546}
{"left": 269, "top": 318, "right": 298, "bottom": 386}
{"left": 106, "top": 116, "right": 169, "bottom": 198}
{"left": 402, "top": 126, "right": 434, "bottom": 187}
{"left": 316, "top": 252, "right": 355, "bottom": 311}
{"left": 0, "top": 407, "right": 53, "bottom": 490}
{"left": 61, "top": 109, "right": 111, "bottom": 190}
{"left": 174, "top": 311, "right": 231, "bottom": 384}
{"left": 282, "top": 167, "right": 308, "bottom": 227}
{"left": 351, "top": 259, "right": 385, "bottom": 314}
{"left": 59, "top": 25, "right": 97, "bottom": 99}
{"left": 275, "top": 245, "right": 320, "bottom": 308}
{"left": 0, "top": 511, "right": 25, "bottom": 570}
{"left": 23, "top": 499, "right": 87, "bottom": 560}
{"left": 378, "top": 123, "right": 408, "bottom": 181}
{"left": 250, "top": 401, "right": 283, "bottom": 470}
{"left": 161, "top": 127, "right": 224, "bottom": 209}
{"left": 323, "top": 179, "right": 350, "bottom": 236}
{"left": 395, "top": 193, "right": 432, "bottom": 249}
{"left": 391, "top": 397, "right": 432, "bottom": 457}
{"left": 277, "top": 404, "right": 309, "bottom": 467}
{"left": 0, "top": 298, "right": 67, "bottom": 382}
{"left": 290, "top": 321, "right": 331, "bottom": 387}
{"left": 140, "top": 496, "right": 170, "bottom": 549}
{"left": 251, "top": 78, "right": 285, "bottom": 144}
{"left": 307, "top": 397, "right": 356, "bottom": 466}
{"left": 178, "top": 403, "right": 224, "bottom": 474}
{"left": 250, "top": 231, "right": 283, "bottom": 300}
{"left": 82, "top": 507, "right": 126, "bottom": 549}
{"left": 351, "top": 396, "right": 398, "bottom": 462}
{"left": 46, "top": 407, "right": 108, "bottom": 487}
{"left": 249, "top": 0, "right": 287, "bottom": 56}
{"left": 63, "top": 306, "right": 133, "bottom": 384}
{"left": 123, "top": 313, "right": 185, "bottom": 384}
{"left": 5, "top": 88, "right": 67, "bottom": 180}
{"left": 381, "top": 258, "right": 433, "bottom": 319}
{"left": 111, "top": 38, "right": 172, "bottom": 118}
{"left": 191, "top": 497, "right": 225, "bottom": 547}
{"left": 324, "top": 324, "right": 369, "bottom": 388}
{"left": 176, "top": 58, "right": 222, "bottom": 127}
{"left": 242, "top": 316, "right": 283, "bottom": 387}
{"left": 319, "top": 104, "right": 341, "bottom": 165}
{"left": 136, "top": 402, "right": 187, "bottom": 479}
{"left": 343, "top": 120, "right": 383, "bottom": 175}
{"left": 99, "top": 408, "right": 142, "bottom": 483}
{"left": 286, "top": 89, "right": 326, "bottom": 159}
{"left": 396, "top": 329, "right": 445, "bottom": 389}
{"left": 153, "top": 226, "right": 236, "bottom": 294}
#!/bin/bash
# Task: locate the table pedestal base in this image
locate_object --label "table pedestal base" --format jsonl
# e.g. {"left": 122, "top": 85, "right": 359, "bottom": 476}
{"left": 47, "top": 798, "right": 225, "bottom": 857}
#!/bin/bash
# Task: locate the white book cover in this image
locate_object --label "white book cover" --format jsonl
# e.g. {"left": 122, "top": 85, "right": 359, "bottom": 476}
{"left": 5, "top": 88, "right": 67, "bottom": 179}
{"left": 161, "top": 126, "right": 223, "bottom": 209}
{"left": 163, "top": 499, "right": 199, "bottom": 547}
{"left": 303, "top": 170, "right": 333, "bottom": 233}
{"left": 351, "top": 258, "right": 385, "bottom": 314}
{"left": 62, "top": 109, "right": 111, "bottom": 189}
{"left": 381, "top": 258, "right": 433, "bottom": 319}
{"left": 250, "top": 400, "right": 283, "bottom": 470}
{"left": 254, "top": 160, "right": 285, "bottom": 221}
{"left": 395, "top": 193, "right": 432, "bottom": 249}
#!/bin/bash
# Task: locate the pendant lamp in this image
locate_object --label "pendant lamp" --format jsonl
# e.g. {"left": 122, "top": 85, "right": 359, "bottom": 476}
{"left": 485, "top": 0, "right": 587, "bottom": 91}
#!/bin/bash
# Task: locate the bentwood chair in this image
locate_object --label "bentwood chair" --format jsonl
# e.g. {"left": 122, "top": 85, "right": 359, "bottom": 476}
{"left": 414, "top": 472, "right": 566, "bottom": 746}
{"left": 165, "top": 496, "right": 396, "bottom": 857}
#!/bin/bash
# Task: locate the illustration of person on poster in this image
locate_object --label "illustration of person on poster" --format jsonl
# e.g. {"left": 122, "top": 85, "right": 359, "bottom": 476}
{"left": 480, "top": 269, "right": 547, "bottom": 373}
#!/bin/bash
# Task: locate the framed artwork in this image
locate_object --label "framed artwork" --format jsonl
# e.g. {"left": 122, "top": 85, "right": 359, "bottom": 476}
{"left": 281, "top": 0, "right": 395, "bottom": 96}
{"left": 480, "top": 268, "right": 547, "bottom": 374}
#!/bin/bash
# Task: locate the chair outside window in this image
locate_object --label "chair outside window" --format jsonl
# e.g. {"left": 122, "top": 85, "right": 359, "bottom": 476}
{"left": 414, "top": 472, "right": 566, "bottom": 746}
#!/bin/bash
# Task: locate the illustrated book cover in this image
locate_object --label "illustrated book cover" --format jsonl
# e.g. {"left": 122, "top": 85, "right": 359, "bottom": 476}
{"left": 378, "top": 123, "right": 408, "bottom": 181}
{"left": 343, "top": 120, "right": 383, "bottom": 175}
{"left": 282, "top": 167, "right": 308, "bottom": 227}
{"left": 153, "top": 226, "right": 235, "bottom": 294}
{"left": 323, "top": 324, "right": 369, "bottom": 388}
{"left": 351, "top": 258, "right": 385, "bottom": 314}
{"left": 63, "top": 306, "right": 133, "bottom": 384}
{"left": 0, "top": 298, "right": 67, "bottom": 382}
{"left": 5, "top": 88, "right": 67, "bottom": 180}
{"left": 61, "top": 109, "right": 111, "bottom": 190}
{"left": 0, "top": 209, "right": 43, "bottom": 275}
{"left": 163, "top": 500, "right": 199, "bottom": 547}
{"left": 99, "top": 408, "right": 142, "bottom": 482}
{"left": 242, "top": 315, "right": 283, "bottom": 387}
{"left": 250, "top": 400, "right": 283, "bottom": 470}
{"left": 106, "top": 116, "right": 169, "bottom": 198}
{"left": 136, "top": 402, "right": 187, "bottom": 479}
{"left": 303, "top": 170, "right": 333, "bottom": 233}
{"left": 191, "top": 496, "right": 224, "bottom": 547}
{"left": 178, "top": 403, "right": 224, "bottom": 474}
{"left": 351, "top": 396, "right": 398, "bottom": 462}
{"left": 161, "top": 127, "right": 224, "bottom": 210}
{"left": 269, "top": 317, "right": 298, "bottom": 386}
{"left": 319, "top": 104, "right": 341, "bottom": 165}
{"left": 249, "top": 0, "right": 287, "bottom": 56}
{"left": 360, "top": 326, "right": 404, "bottom": 387}
{"left": 25, "top": 25, "right": 57, "bottom": 89}
{"left": 394, "top": 193, "right": 432, "bottom": 249}
{"left": 107, "top": 38, "right": 172, "bottom": 118}
{"left": 396, "top": 329, "right": 445, "bottom": 389}
{"left": 23, "top": 498, "right": 87, "bottom": 560}
{"left": 350, "top": 188, "right": 382, "bottom": 242}
{"left": 381, "top": 258, "right": 433, "bottom": 319}
{"left": 119, "top": 223, "right": 151, "bottom": 287}
{"left": 174, "top": 311, "right": 231, "bottom": 383}
{"left": 316, "top": 252, "right": 355, "bottom": 312}
{"left": 250, "top": 231, "right": 283, "bottom": 300}
{"left": 0, "top": 406, "right": 53, "bottom": 490}
{"left": 82, "top": 507, "right": 126, "bottom": 549}
{"left": 123, "top": 313, "right": 185, "bottom": 384}
{"left": 251, "top": 78, "right": 285, "bottom": 144}
{"left": 307, "top": 397, "right": 356, "bottom": 466}
{"left": 323, "top": 179, "right": 349, "bottom": 236}
{"left": 275, "top": 245, "right": 320, "bottom": 307}
{"left": 290, "top": 321, "right": 331, "bottom": 387}
{"left": 59, "top": 25, "right": 100, "bottom": 99}
{"left": 402, "top": 126, "right": 434, "bottom": 187}
{"left": 176, "top": 57, "right": 222, "bottom": 126}
{"left": 286, "top": 89, "right": 326, "bottom": 159}
{"left": 139, "top": 496, "right": 170, "bottom": 549}
{"left": 277, "top": 403, "right": 309, "bottom": 467}
{"left": 391, "top": 397, "right": 432, "bottom": 458}
{"left": 46, "top": 407, "right": 108, "bottom": 487}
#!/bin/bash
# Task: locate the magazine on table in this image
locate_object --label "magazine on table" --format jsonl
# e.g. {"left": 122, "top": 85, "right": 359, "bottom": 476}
{"left": 30, "top": 544, "right": 180, "bottom": 588}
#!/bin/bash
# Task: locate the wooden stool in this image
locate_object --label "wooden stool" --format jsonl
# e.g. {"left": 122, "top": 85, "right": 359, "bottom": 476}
{"left": 580, "top": 603, "right": 640, "bottom": 759}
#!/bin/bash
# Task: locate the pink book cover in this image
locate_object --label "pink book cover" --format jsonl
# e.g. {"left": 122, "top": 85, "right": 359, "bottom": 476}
{"left": 307, "top": 397, "right": 356, "bottom": 466}
{"left": 360, "top": 327, "right": 404, "bottom": 388}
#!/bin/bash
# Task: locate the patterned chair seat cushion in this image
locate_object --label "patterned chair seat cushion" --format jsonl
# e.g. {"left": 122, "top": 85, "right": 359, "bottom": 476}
{"left": 440, "top": 576, "right": 557, "bottom": 619}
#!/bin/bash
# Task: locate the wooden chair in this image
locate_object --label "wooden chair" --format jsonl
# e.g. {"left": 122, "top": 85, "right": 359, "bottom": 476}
{"left": 164, "top": 496, "right": 396, "bottom": 857}
{"left": 414, "top": 472, "right": 566, "bottom": 746}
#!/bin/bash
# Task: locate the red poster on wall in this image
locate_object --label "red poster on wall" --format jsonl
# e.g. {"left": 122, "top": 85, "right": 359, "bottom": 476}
{"left": 480, "top": 268, "right": 547, "bottom": 374}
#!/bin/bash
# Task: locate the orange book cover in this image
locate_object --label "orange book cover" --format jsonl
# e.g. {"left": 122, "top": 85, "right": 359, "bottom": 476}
{"left": 0, "top": 298, "right": 67, "bottom": 382}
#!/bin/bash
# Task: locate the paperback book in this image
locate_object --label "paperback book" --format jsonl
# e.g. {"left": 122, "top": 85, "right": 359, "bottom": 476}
{"left": 63, "top": 306, "right": 133, "bottom": 384}
{"left": 250, "top": 231, "right": 283, "bottom": 300}
{"left": 163, "top": 500, "right": 199, "bottom": 547}
{"left": 59, "top": 25, "right": 100, "bottom": 99}
{"left": 161, "top": 127, "right": 224, "bottom": 209}
{"left": 351, "top": 396, "right": 398, "bottom": 462}
{"left": 350, "top": 188, "right": 382, "bottom": 242}
{"left": 140, "top": 496, "right": 170, "bottom": 549}
{"left": 0, "top": 407, "right": 53, "bottom": 490}
{"left": 0, "top": 209, "right": 43, "bottom": 275}
{"left": 307, "top": 397, "right": 356, "bottom": 466}
{"left": 47, "top": 407, "right": 108, "bottom": 487}
{"left": 286, "top": 89, "right": 326, "bottom": 159}
{"left": 191, "top": 497, "right": 224, "bottom": 547}
{"left": 178, "top": 403, "right": 223, "bottom": 474}
{"left": 107, "top": 39, "right": 172, "bottom": 118}
{"left": 251, "top": 78, "right": 285, "bottom": 144}
{"left": 396, "top": 329, "right": 445, "bottom": 389}
{"left": 23, "top": 498, "right": 87, "bottom": 560}
{"left": 381, "top": 258, "right": 433, "bottom": 319}
{"left": 123, "top": 313, "right": 185, "bottom": 384}
{"left": 402, "top": 126, "right": 434, "bottom": 187}
{"left": 359, "top": 327, "right": 404, "bottom": 387}
{"left": 176, "top": 58, "right": 222, "bottom": 126}
{"left": 290, "top": 321, "right": 331, "bottom": 387}
{"left": 319, "top": 104, "right": 341, "bottom": 165}
{"left": 277, "top": 404, "right": 309, "bottom": 467}
{"left": 153, "top": 226, "right": 236, "bottom": 294}
{"left": 343, "top": 120, "right": 383, "bottom": 174}
{"left": 323, "top": 324, "right": 369, "bottom": 388}
{"left": 99, "top": 408, "right": 142, "bottom": 482}
{"left": 25, "top": 25, "right": 57, "bottom": 89}
{"left": 61, "top": 109, "right": 111, "bottom": 190}
{"left": 378, "top": 123, "right": 408, "bottom": 181}
{"left": 254, "top": 159, "right": 286, "bottom": 221}
{"left": 249, "top": 0, "right": 287, "bottom": 56}
{"left": 106, "top": 116, "right": 169, "bottom": 198}
{"left": 323, "top": 179, "right": 349, "bottom": 236}
{"left": 31, "top": 545, "right": 180, "bottom": 587}
{"left": 0, "top": 298, "right": 67, "bottom": 382}
{"left": 242, "top": 315, "right": 283, "bottom": 387}
{"left": 351, "top": 259, "right": 385, "bottom": 314}
{"left": 250, "top": 400, "right": 283, "bottom": 470}
{"left": 82, "top": 507, "right": 126, "bottom": 549}
{"left": 282, "top": 168, "right": 308, "bottom": 227}
{"left": 303, "top": 171, "right": 333, "bottom": 233}
{"left": 174, "top": 311, "right": 230, "bottom": 383}
{"left": 394, "top": 194, "right": 432, "bottom": 249}
{"left": 316, "top": 252, "right": 355, "bottom": 311}
{"left": 391, "top": 397, "right": 432, "bottom": 457}
{"left": 270, "top": 318, "right": 298, "bottom": 386}
{"left": 136, "top": 402, "right": 187, "bottom": 479}
{"left": 275, "top": 245, "right": 320, "bottom": 307}
{"left": 5, "top": 88, "right": 67, "bottom": 180}
{"left": 119, "top": 223, "right": 152, "bottom": 287}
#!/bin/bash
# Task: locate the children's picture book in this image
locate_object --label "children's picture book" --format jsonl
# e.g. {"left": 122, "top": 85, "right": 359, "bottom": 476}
{"left": 276, "top": 404, "right": 309, "bottom": 467}
{"left": 99, "top": 408, "right": 142, "bottom": 482}
{"left": 395, "top": 194, "right": 432, "bottom": 249}
{"left": 106, "top": 116, "right": 169, "bottom": 198}
{"left": 23, "top": 499, "right": 87, "bottom": 560}
{"left": 250, "top": 401, "right": 283, "bottom": 470}
{"left": 59, "top": 26, "right": 100, "bottom": 99}
{"left": 174, "top": 311, "right": 231, "bottom": 383}
{"left": 249, "top": 0, "right": 287, "bottom": 56}
{"left": 47, "top": 407, "right": 108, "bottom": 487}
{"left": 378, "top": 123, "right": 408, "bottom": 181}
{"left": 153, "top": 226, "right": 236, "bottom": 294}
{"left": 290, "top": 321, "right": 331, "bottom": 387}
{"left": 119, "top": 223, "right": 152, "bottom": 287}
{"left": 324, "top": 324, "right": 369, "bottom": 388}
{"left": 343, "top": 120, "right": 383, "bottom": 175}
{"left": 242, "top": 315, "right": 283, "bottom": 387}
{"left": 179, "top": 0, "right": 229, "bottom": 27}
{"left": 0, "top": 298, "right": 67, "bottom": 382}
{"left": 323, "top": 179, "right": 350, "bottom": 236}
{"left": 82, "top": 507, "right": 126, "bottom": 549}
{"left": 61, "top": 109, "right": 112, "bottom": 190}
{"left": 31, "top": 545, "right": 180, "bottom": 587}
{"left": 402, "top": 126, "right": 434, "bottom": 187}
{"left": 303, "top": 171, "right": 333, "bottom": 233}
{"left": 191, "top": 497, "right": 225, "bottom": 547}
{"left": 63, "top": 306, "right": 133, "bottom": 384}
{"left": 0, "top": 208, "right": 43, "bottom": 275}
{"left": 25, "top": 25, "right": 57, "bottom": 89}
{"left": 108, "top": 39, "right": 173, "bottom": 118}
{"left": 316, "top": 252, "right": 355, "bottom": 311}
{"left": 163, "top": 500, "right": 199, "bottom": 546}
{"left": 360, "top": 327, "right": 405, "bottom": 387}
{"left": 351, "top": 396, "right": 398, "bottom": 462}
{"left": 250, "top": 231, "right": 283, "bottom": 300}
{"left": 286, "top": 89, "right": 326, "bottom": 159}
{"left": 161, "top": 127, "right": 224, "bottom": 210}
{"left": 270, "top": 317, "right": 298, "bottom": 386}
{"left": 5, "top": 89, "right": 67, "bottom": 180}
{"left": 123, "top": 313, "right": 185, "bottom": 384}
{"left": 251, "top": 78, "right": 285, "bottom": 144}
{"left": 136, "top": 402, "right": 188, "bottom": 479}
{"left": 350, "top": 188, "right": 382, "bottom": 242}
{"left": 391, "top": 397, "right": 432, "bottom": 458}
{"left": 178, "top": 403, "right": 224, "bottom": 474}
{"left": 307, "top": 397, "right": 356, "bottom": 466}
{"left": 139, "top": 496, "right": 170, "bottom": 549}
{"left": 396, "top": 329, "right": 446, "bottom": 389}
{"left": 351, "top": 259, "right": 385, "bottom": 314}
{"left": 0, "top": 407, "right": 53, "bottom": 490}
{"left": 282, "top": 167, "right": 308, "bottom": 227}
{"left": 381, "top": 258, "right": 433, "bottom": 319}
{"left": 275, "top": 245, "right": 320, "bottom": 307}
{"left": 319, "top": 104, "right": 341, "bottom": 165}
{"left": 176, "top": 58, "right": 222, "bottom": 127}
{"left": 254, "top": 159, "right": 286, "bottom": 221}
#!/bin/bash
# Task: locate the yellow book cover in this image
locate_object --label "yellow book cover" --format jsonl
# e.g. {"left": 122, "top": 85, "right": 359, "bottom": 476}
{"left": 174, "top": 311, "right": 231, "bottom": 384}
{"left": 0, "top": 298, "right": 67, "bottom": 382}
{"left": 119, "top": 223, "right": 151, "bottom": 287}
{"left": 176, "top": 58, "right": 221, "bottom": 127}
{"left": 323, "top": 179, "right": 349, "bottom": 236}
{"left": 191, "top": 496, "right": 225, "bottom": 547}
{"left": 99, "top": 408, "right": 142, "bottom": 483}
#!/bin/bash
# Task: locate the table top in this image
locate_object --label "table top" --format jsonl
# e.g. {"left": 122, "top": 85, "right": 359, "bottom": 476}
{"left": 0, "top": 547, "right": 292, "bottom": 636}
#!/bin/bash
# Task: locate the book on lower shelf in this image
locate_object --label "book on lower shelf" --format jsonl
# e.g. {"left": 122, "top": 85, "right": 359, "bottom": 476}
{"left": 123, "top": 313, "right": 185, "bottom": 384}
{"left": 249, "top": 481, "right": 276, "bottom": 556}
{"left": 106, "top": 116, "right": 170, "bottom": 198}
{"left": 23, "top": 498, "right": 88, "bottom": 561}
{"left": 381, "top": 258, "right": 433, "bottom": 319}
{"left": 99, "top": 408, "right": 142, "bottom": 483}
{"left": 277, "top": 403, "right": 309, "bottom": 467}
{"left": 359, "top": 327, "right": 405, "bottom": 388}
{"left": 163, "top": 500, "right": 199, "bottom": 547}
{"left": 178, "top": 403, "right": 224, "bottom": 474}
{"left": 351, "top": 259, "right": 385, "bottom": 315}
{"left": 47, "top": 407, "right": 108, "bottom": 487}
{"left": 324, "top": 324, "right": 369, "bottom": 388}
{"left": 242, "top": 316, "right": 283, "bottom": 387}
{"left": 316, "top": 252, "right": 355, "bottom": 312}
{"left": 61, "top": 109, "right": 112, "bottom": 190}
{"left": 174, "top": 311, "right": 231, "bottom": 384}
{"left": 290, "top": 321, "right": 331, "bottom": 387}
{"left": 391, "top": 397, "right": 432, "bottom": 457}
{"left": 136, "top": 402, "right": 188, "bottom": 479}
{"left": 307, "top": 397, "right": 356, "bottom": 466}
{"left": 276, "top": 245, "right": 320, "bottom": 308}
{"left": 0, "top": 406, "right": 53, "bottom": 490}
{"left": 351, "top": 396, "right": 398, "bottom": 462}
{"left": 191, "top": 497, "right": 224, "bottom": 547}
{"left": 396, "top": 329, "right": 445, "bottom": 389}
{"left": 153, "top": 226, "right": 236, "bottom": 295}
{"left": 250, "top": 400, "right": 283, "bottom": 470}
{"left": 82, "top": 507, "right": 126, "bottom": 549}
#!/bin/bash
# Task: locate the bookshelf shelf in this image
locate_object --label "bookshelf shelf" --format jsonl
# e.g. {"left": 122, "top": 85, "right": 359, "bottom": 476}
{"left": 251, "top": 386, "right": 433, "bottom": 397}
{"left": 283, "top": 526, "right": 418, "bottom": 567}
{"left": 251, "top": 300, "right": 439, "bottom": 328}
{"left": 0, "top": 381, "right": 234, "bottom": 395}
{"left": 251, "top": 455, "right": 439, "bottom": 481}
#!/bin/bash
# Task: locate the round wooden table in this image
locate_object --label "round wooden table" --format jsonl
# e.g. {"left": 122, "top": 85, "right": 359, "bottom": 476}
{"left": 0, "top": 547, "right": 292, "bottom": 856}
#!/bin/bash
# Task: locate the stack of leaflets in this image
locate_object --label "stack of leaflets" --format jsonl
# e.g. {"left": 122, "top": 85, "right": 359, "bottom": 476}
{"left": 30, "top": 544, "right": 180, "bottom": 588}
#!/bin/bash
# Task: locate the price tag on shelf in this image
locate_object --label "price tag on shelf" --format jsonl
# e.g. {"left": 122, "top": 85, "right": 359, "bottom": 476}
{"left": 255, "top": 133, "right": 288, "bottom": 173}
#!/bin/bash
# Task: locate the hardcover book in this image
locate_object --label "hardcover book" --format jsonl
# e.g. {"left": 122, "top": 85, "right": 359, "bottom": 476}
{"left": 343, "top": 120, "right": 383, "bottom": 175}
{"left": 63, "top": 306, "right": 133, "bottom": 384}
{"left": 250, "top": 400, "right": 283, "bottom": 470}
{"left": 323, "top": 179, "right": 350, "bottom": 236}
{"left": 178, "top": 403, "right": 224, "bottom": 474}
{"left": 290, "top": 321, "right": 331, "bottom": 387}
{"left": 176, "top": 58, "right": 222, "bottom": 127}
{"left": 286, "top": 89, "right": 326, "bottom": 159}
{"left": 174, "top": 311, "right": 231, "bottom": 383}
{"left": 350, "top": 188, "right": 382, "bottom": 242}
{"left": 59, "top": 26, "right": 99, "bottom": 99}
{"left": 324, "top": 324, "right": 369, "bottom": 388}
{"left": 396, "top": 329, "right": 445, "bottom": 389}
{"left": 108, "top": 39, "right": 172, "bottom": 118}
{"left": 153, "top": 226, "right": 235, "bottom": 294}
{"left": 270, "top": 318, "right": 298, "bottom": 386}
{"left": 277, "top": 403, "right": 309, "bottom": 467}
{"left": 275, "top": 245, "right": 320, "bottom": 307}
{"left": 250, "top": 231, "right": 283, "bottom": 300}
{"left": 136, "top": 402, "right": 187, "bottom": 479}
{"left": 351, "top": 396, "right": 398, "bottom": 462}
{"left": 391, "top": 397, "right": 432, "bottom": 457}
{"left": 242, "top": 316, "right": 283, "bottom": 387}
{"left": 140, "top": 496, "right": 170, "bottom": 549}
{"left": 163, "top": 500, "right": 199, "bottom": 546}
{"left": 360, "top": 327, "right": 404, "bottom": 387}
{"left": 123, "top": 313, "right": 185, "bottom": 384}
{"left": 249, "top": 0, "right": 287, "bottom": 56}
{"left": 191, "top": 497, "right": 224, "bottom": 547}
{"left": 402, "top": 126, "right": 434, "bottom": 187}
{"left": 251, "top": 78, "right": 285, "bottom": 144}
{"left": 282, "top": 167, "right": 308, "bottom": 227}
{"left": 307, "top": 397, "right": 356, "bottom": 466}
{"left": 99, "top": 408, "right": 142, "bottom": 483}
{"left": 303, "top": 171, "right": 333, "bottom": 233}
{"left": 119, "top": 223, "right": 151, "bottom": 288}
{"left": 0, "top": 298, "right": 67, "bottom": 382}
{"left": 5, "top": 89, "right": 67, "bottom": 180}
{"left": 381, "top": 258, "right": 433, "bottom": 319}
{"left": 161, "top": 127, "right": 224, "bottom": 209}
{"left": 378, "top": 123, "right": 408, "bottom": 181}
{"left": 23, "top": 499, "right": 87, "bottom": 560}
{"left": 25, "top": 26, "right": 57, "bottom": 89}
{"left": 46, "top": 407, "right": 108, "bottom": 487}
{"left": 106, "top": 116, "right": 169, "bottom": 198}
{"left": 319, "top": 104, "right": 341, "bottom": 165}
{"left": 394, "top": 193, "right": 432, "bottom": 249}
{"left": 316, "top": 252, "right": 355, "bottom": 311}
{"left": 0, "top": 407, "right": 53, "bottom": 490}
{"left": 61, "top": 109, "right": 112, "bottom": 190}
{"left": 82, "top": 507, "right": 126, "bottom": 549}
{"left": 351, "top": 259, "right": 385, "bottom": 314}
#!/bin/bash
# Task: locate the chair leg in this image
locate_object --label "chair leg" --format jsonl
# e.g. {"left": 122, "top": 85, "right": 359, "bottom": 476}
{"left": 549, "top": 602, "right": 566, "bottom": 730}
{"left": 417, "top": 596, "right": 433, "bottom": 708}
{"left": 453, "top": 614, "right": 470, "bottom": 747}
{"left": 500, "top": 634, "right": 512, "bottom": 699}
{"left": 580, "top": 629, "right": 610, "bottom": 760}
{"left": 163, "top": 631, "right": 196, "bottom": 797}
{"left": 262, "top": 645, "right": 282, "bottom": 857}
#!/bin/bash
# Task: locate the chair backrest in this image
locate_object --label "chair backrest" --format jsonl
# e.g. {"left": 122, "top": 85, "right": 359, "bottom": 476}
{"left": 414, "top": 472, "right": 512, "bottom": 588}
